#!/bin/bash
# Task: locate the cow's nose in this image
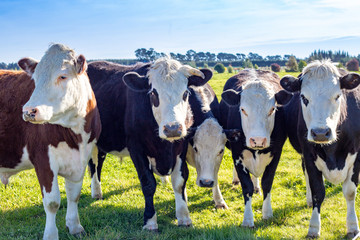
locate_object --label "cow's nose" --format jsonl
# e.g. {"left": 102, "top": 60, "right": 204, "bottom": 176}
{"left": 311, "top": 128, "right": 331, "bottom": 142}
{"left": 22, "top": 107, "right": 38, "bottom": 122}
{"left": 199, "top": 179, "right": 214, "bottom": 188}
{"left": 163, "top": 123, "right": 182, "bottom": 138}
{"left": 249, "top": 137, "right": 267, "bottom": 149}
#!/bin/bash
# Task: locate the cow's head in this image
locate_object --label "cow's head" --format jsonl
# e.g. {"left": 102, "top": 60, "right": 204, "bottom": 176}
{"left": 19, "top": 44, "right": 91, "bottom": 128}
{"left": 280, "top": 60, "right": 360, "bottom": 144}
{"left": 222, "top": 71, "right": 292, "bottom": 149}
{"left": 189, "top": 118, "right": 240, "bottom": 187}
{"left": 123, "top": 58, "right": 212, "bottom": 141}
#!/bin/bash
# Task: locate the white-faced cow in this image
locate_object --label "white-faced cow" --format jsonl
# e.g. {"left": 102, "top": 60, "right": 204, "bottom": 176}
{"left": 219, "top": 69, "right": 291, "bottom": 227}
{"left": 0, "top": 44, "right": 101, "bottom": 240}
{"left": 281, "top": 60, "right": 360, "bottom": 238}
{"left": 162, "top": 83, "right": 241, "bottom": 209}
{"left": 86, "top": 58, "right": 212, "bottom": 230}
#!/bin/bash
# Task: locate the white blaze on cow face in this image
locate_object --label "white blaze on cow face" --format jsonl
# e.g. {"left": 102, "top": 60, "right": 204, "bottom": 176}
{"left": 191, "top": 118, "right": 226, "bottom": 187}
{"left": 147, "top": 58, "right": 203, "bottom": 141}
{"left": 21, "top": 44, "right": 91, "bottom": 129}
{"left": 240, "top": 80, "right": 276, "bottom": 149}
{"left": 299, "top": 61, "right": 344, "bottom": 144}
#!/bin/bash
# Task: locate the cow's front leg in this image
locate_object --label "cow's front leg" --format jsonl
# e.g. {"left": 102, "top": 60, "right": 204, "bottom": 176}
{"left": 129, "top": 149, "right": 158, "bottom": 231}
{"left": 171, "top": 156, "right": 192, "bottom": 227}
{"left": 65, "top": 178, "right": 85, "bottom": 237}
{"left": 261, "top": 152, "right": 280, "bottom": 220}
{"left": 89, "top": 147, "right": 106, "bottom": 199}
{"left": 234, "top": 158, "right": 254, "bottom": 227}
{"left": 213, "top": 183, "right": 228, "bottom": 209}
{"left": 35, "top": 166, "right": 60, "bottom": 240}
{"left": 343, "top": 159, "right": 360, "bottom": 238}
{"left": 305, "top": 157, "right": 325, "bottom": 238}
{"left": 232, "top": 166, "right": 240, "bottom": 185}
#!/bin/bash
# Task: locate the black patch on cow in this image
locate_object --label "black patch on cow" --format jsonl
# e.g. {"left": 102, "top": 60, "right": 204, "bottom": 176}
{"left": 149, "top": 88, "right": 159, "bottom": 107}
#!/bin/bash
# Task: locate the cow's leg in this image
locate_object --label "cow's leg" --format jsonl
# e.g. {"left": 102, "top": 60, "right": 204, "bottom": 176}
{"left": 305, "top": 157, "right": 325, "bottom": 238}
{"left": 171, "top": 155, "right": 192, "bottom": 227}
{"left": 234, "top": 158, "right": 254, "bottom": 227}
{"left": 251, "top": 175, "right": 261, "bottom": 195}
{"left": 343, "top": 160, "right": 360, "bottom": 238}
{"left": 301, "top": 157, "right": 312, "bottom": 207}
{"left": 160, "top": 176, "right": 169, "bottom": 184}
{"left": 128, "top": 147, "right": 158, "bottom": 231}
{"left": 213, "top": 183, "right": 228, "bottom": 209}
{"left": 232, "top": 167, "right": 240, "bottom": 185}
{"left": 35, "top": 167, "right": 60, "bottom": 240}
{"left": 89, "top": 147, "right": 106, "bottom": 199}
{"left": 65, "top": 178, "right": 85, "bottom": 236}
{"left": 261, "top": 153, "right": 280, "bottom": 220}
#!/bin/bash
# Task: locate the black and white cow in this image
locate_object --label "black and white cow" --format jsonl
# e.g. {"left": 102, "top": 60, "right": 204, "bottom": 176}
{"left": 219, "top": 69, "right": 291, "bottom": 227}
{"left": 87, "top": 58, "right": 212, "bottom": 230}
{"left": 162, "top": 83, "right": 241, "bottom": 209}
{"left": 281, "top": 60, "right": 360, "bottom": 238}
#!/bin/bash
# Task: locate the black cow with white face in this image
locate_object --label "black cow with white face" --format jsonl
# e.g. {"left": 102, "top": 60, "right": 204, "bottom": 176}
{"left": 219, "top": 69, "right": 291, "bottom": 227}
{"left": 87, "top": 58, "right": 211, "bottom": 230}
{"left": 282, "top": 60, "right": 360, "bottom": 238}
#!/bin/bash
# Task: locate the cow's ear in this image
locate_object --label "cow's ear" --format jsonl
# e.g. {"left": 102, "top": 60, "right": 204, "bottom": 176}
{"left": 275, "top": 90, "right": 293, "bottom": 106}
{"left": 123, "top": 72, "right": 150, "bottom": 92}
{"left": 340, "top": 73, "right": 360, "bottom": 90}
{"left": 280, "top": 75, "right": 301, "bottom": 92}
{"left": 224, "top": 129, "right": 241, "bottom": 142}
{"left": 76, "top": 54, "right": 87, "bottom": 75}
{"left": 18, "top": 57, "right": 38, "bottom": 76}
{"left": 221, "top": 89, "right": 241, "bottom": 106}
{"left": 188, "top": 69, "right": 213, "bottom": 87}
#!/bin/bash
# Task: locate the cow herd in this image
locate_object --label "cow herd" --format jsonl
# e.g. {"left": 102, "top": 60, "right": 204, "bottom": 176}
{"left": 0, "top": 43, "right": 360, "bottom": 239}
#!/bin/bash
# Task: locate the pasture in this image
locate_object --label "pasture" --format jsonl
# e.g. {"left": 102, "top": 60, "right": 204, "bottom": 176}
{"left": 0, "top": 71, "right": 359, "bottom": 239}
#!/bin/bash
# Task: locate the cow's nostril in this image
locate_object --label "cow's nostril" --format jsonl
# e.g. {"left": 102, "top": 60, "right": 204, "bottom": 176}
{"left": 325, "top": 129, "right": 331, "bottom": 137}
{"left": 311, "top": 129, "right": 317, "bottom": 138}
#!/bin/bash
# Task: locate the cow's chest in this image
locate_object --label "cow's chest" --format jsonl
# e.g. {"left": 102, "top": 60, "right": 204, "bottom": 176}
{"left": 237, "top": 150, "right": 272, "bottom": 177}
{"left": 48, "top": 141, "right": 92, "bottom": 182}
{"left": 314, "top": 152, "right": 357, "bottom": 185}
{"left": 147, "top": 155, "right": 180, "bottom": 176}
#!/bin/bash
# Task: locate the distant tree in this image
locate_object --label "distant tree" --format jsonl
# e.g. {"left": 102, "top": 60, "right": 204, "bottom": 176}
{"left": 206, "top": 52, "right": 216, "bottom": 61}
{"left": 346, "top": 58, "right": 359, "bottom": 71}
{"left": 254, "top": 64, "right": 259, "bottom": 69}
{"left": 266, "top": 55, "right": 282, "bottom": 61}
{"left": 243, "top": 59, "right": 253, "bottom": 68}
{"left": 283, "top": 54, "right": 291, "bottom": 61}
{"left": 286, "top": 56, "right": 299, "bottom": 72}
{"left": 176, "top": 53, "right": 186, "bottom": 61}
{"left": 186, "top": 50, "right": 196, "bottom": 61}
{"left": 195, "top": 52, "right": 207, "bottom": 61}
{"left": 203, "top": 63, "right": 209, "bottom": 69}
{"left": 227, "top": 65, "right": 234, "bottom": 73}
{"left": 187, "top": 61, "right": 197, "bottom": 68}
{"left": 236, "top": 53, "right": 246, "bottom": 61}
{"left": 170, "top": 52, "right": 177, "bottom": 59}
{"left": 298, "top": 60, "right": 307, "bottom": 72}
{"left": 270, "top": 63, "right": 281, "bottom": 72}
{"left": 337, "top": 62, "right": 345, "bottom": 69}
{"left": 214, "top": 63, "right": 225, "bottom": 73}
{"left": 248, "top": 52, "right": 263, "bottom": 61}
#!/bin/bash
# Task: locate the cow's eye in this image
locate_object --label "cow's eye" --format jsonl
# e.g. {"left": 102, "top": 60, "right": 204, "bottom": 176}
{"left": 241, "top": 108, "right": 248, "bottom": 117}
{"left": 301, "top": 94, "right": 309, "bottom": 106}
{"left": 193, "top": 147, "right": 198, "bottom": 152}
{"left": 268, "top": 107, "right": 275, "bottom": 116}
{"left": 218, "top": 149, "right": 224, "bottom": 155}
{"left": 335, "top": 94, "right": 341, "bottom": 101}
{"left": 183, "top": 90, "right": 189, "bottom": 101}
{"left": 149, "top": 89, "right": 159, "bottom": 107}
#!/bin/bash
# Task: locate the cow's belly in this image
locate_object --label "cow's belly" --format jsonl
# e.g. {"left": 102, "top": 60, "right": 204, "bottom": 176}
{"left": 109, "top": 148, "right": 130, "bottom": 158}
{"left": 48, "top": 142, "right": 91, "bottom": 182}
{"left": 238, "top": 150, "right": 272, "bottom": 177}
{"left": 314, "top": 153, "right": 357, "bottom": 185}
{"left": 0, "top": 147, "right": 33, "bottom": 185}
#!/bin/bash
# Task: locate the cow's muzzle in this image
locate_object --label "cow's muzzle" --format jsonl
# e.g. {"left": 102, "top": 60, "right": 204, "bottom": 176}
{"left": 22, "top": 108, "right": 38, "bottom": 122}
{"left": 310, "top": 128, "right": 331, "bottom": 143}
{"left": 199, "top": 179, "right": 214, "bottom": 188}
{"left": 163, "top": 123, "right": 183, "bottom": 138}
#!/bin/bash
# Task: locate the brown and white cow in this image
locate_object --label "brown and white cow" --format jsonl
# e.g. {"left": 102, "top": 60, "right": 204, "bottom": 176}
{"left": 0, "top": 44, "right": 101, "bottom": 240}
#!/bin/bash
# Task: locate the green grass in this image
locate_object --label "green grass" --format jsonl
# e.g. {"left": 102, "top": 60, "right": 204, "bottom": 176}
{"left": 1, "top": 71, "right": 359, "bottom": 239}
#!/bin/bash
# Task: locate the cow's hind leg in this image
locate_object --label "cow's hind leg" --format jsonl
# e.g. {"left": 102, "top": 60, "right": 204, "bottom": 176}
{"left": 232, "top": 167, "right": 240, "bottom": 185}
{"left": 89, "top": 147, "right": 106, "bottom": 199}
{"left": 65, "top": 178, "right": 86, "bottom": 237}
{"left": 171, "top": 156, "right": 192, "bottom": 227}
{"left": 343, "top": 162, "right": 360, "bottom": 238}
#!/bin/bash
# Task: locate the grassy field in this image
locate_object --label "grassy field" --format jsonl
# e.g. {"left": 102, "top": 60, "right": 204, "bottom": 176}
{"left": 1, "top": 71, "right": 359, "bottom": 239}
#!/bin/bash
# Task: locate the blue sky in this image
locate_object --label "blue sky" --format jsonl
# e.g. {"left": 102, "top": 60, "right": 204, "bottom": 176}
{"left": 1, "top": 0, "right": 360, "bottom": 62}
